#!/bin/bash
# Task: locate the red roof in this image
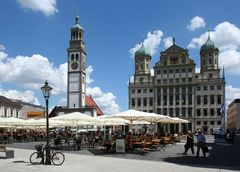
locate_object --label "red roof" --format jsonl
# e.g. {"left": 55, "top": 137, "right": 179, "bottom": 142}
{"left": 85, "top": 95, "right": 104, "bottom": 116}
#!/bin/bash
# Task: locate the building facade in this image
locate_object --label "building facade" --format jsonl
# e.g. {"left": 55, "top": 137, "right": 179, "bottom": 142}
{"left": 0, "top": 95, "right": 44, "bottom": 119}
{"left": 227, "top": 99, "right": 240, "bottom": 130}
{"left": 129, "top": 35, "right": 225, "bottom": 133}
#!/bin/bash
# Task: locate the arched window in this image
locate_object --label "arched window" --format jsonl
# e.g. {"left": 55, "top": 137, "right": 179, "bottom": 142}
{"left": 76, "top": 54, "right": 79, "bottom": 61}
{"left": 209, "top": 58, "right": 212, "bottom": 65}
{"left": 71, "top": 54, "right": 74, "bottom": 61}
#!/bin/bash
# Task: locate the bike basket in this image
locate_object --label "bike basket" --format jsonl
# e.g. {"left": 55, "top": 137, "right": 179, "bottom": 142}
{"left": 35, "top": 144, "right": 42, "bottom": 151}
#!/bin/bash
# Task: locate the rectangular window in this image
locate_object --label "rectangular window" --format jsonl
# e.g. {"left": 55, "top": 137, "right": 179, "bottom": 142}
{"left": 197, "top": 96, "right": 201, "bottom": 105}
{"left": 197, "top": 86, "right": 201, "bottom": 91}
{"left": 204, "top": 109, "right": 208, "bottom": 116}
{"left": 203, "top": 86, "right": 208, "bottom": 91}
{"left": 217, "top": 85, "right": 222, "bottom": 90}
{"left": 176, "top": 78, "right": 179, "bottom": 83}
{"left": 217, "top": 121, "right": 221, "bottom": 125}
{"left": 157, "top": 96, "right": 161, "bottom": 106}
{"left": 143, "top": 89, "right": 147, "bottom": 93}
{"left": 169, "top": 79, "right": 173, "bottom": 83}
{"left": 163, "top": 70, "right": 167, "bottom": 74}
{"left": 188, "top": 78, "right": 192, "bottom": 82}
{"left": 157, "top": 79, "right": 161, "bottom": 84}
{"left": 217, "top": 95, "right": 221, "bottom": 104}
{"left": 204, "top": 121, "right": 208, "bottom": 125}
{"left": 182, "top": 95, "right": 186, "bottom": 105}
{"left": 182, "top": 68, "right": 186, "bottom": 73}
{"left": 176, "top": 95, "right": 179, "bottom": 105}
{"left": 137, "top": 89, "right": 141, "bottom": 93}
{"left": 182, "top": 108, "right": 186, "bottom": 117}
{"left": 175, "top": 69, "right": 179, "bottom": 73}
{"left": 143, "top": 98, "right": 147, "bottom": 106}
{"left": 170, "top": 95, "right": 173, "bottom": 105}
{"left": 137, "top": 98, "right": 141, "bottom": 106}
{"left": 175, "top": 87, "right": 179, "bottom": 93}
{"left": 169, "top": 69, "right": 173, "bottom": 73}
{"left": 131, "top": 89, "right": 135, "bottom": 94}
{"left": 217, "top": 108, "right": 221, "bottom": 116}
{"left": 197, "top": 109, "right": 201, "bottom": 116}
{"left": 182, "top": 78, "right": 186, "bottom": 82}
{"left": 197, "top": 121, "right": 201, "bottom": 125}
{"left": 204, "top": 95, "right": 208, "bottom": 105}
{"left": 188, "top": 94, "right": 192, "bottom": 105}
{"left": 182, "top": 87, "right": 186, "bottom": 93}
{"left": 188, "top": 108, "right": 192, "bottom": 117}
{"left": 188, "top": 68, "right": 192, "bottom": 72}
{"left": 210, "top": 85, "right": 214, "bottom": 90}
{"left": 188, "top": 87, "right": 192, "bottom": 93}
{"left": 131, "top": 98, "right": 135, "bottom": 107}
{"left": 157, "top": 70, "right": 161, "bottom": 74}
{"left": 210, "top": 121, "right": 215, "bottom": 125}
{"left": 210, "top": 109, "right": 214, "bottom": 116}
{"left": 210, "top": 95, "right": 215, "bottom": 104}
{"left": 163, "top": 96, "right": 167, "bottom": 105}
{"left": 163, "top": 79, "right": 167, "bottom": 84}
{"left": 149, "top": 97, "right": 153, "bottom": 106}
{"left": 149, "top": 89, "right": 153, "bottom": 93}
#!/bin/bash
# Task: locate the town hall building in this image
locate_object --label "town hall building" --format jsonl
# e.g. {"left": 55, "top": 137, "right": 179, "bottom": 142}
{"left": 128, "top": 35, "right": 225, "bottom": 133}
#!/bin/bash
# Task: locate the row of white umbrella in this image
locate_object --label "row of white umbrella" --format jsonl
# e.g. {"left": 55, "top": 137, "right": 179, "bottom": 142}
{"left": 0, "top": 109, "right": 189, "bottom": 129}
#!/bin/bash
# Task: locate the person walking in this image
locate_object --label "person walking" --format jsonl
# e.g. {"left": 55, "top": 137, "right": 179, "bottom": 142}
{"left": 183, "top": 130, "right": 194, "bottom": 155}
{"left": 195, "top": 129, "right": 206, "bottom": 158}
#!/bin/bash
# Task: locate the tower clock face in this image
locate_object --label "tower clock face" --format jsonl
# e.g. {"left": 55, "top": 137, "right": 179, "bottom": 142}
{"left": 71, "top": 62, "right": 78, "bottom": 70}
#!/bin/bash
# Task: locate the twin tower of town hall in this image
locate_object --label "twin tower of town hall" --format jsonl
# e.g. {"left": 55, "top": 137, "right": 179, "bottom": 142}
{"left": 128, "top": 37, "right": 225, "bottom": 132}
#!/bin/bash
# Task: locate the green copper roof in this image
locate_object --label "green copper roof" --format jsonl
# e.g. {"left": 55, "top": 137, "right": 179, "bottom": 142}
{"left": 71, "top": 16, "right": 84, "bottom": 31}
{"left": 200, "top": 34, "right": 218, "bottom": 51}
{"left": 135, "top": 44, "right": 150, "bottom": 57}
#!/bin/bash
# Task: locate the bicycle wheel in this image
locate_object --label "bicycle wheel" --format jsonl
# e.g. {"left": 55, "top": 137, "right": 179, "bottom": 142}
{"left": 30, "top": 152, "right": 44, "bottom": 165}
{"left": 51, "top": 152, "right": 65, "bottom": 165}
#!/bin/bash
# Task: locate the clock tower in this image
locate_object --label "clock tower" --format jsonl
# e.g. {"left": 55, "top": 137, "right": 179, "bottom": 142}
{"left": 67, "top": 16, "right": 86, "bottom": 108}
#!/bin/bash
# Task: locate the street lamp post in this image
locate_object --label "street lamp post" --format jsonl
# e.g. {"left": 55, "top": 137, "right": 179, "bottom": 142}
{"left": 41, "top": 80, "right": 53, "bottom": 165}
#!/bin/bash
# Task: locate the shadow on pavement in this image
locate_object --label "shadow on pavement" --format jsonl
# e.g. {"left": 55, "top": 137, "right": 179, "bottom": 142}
{"left": 163, "top": 136, "right": 240, "bottom": 171}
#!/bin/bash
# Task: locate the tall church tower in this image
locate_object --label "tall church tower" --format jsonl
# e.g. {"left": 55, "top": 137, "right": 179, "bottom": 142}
{"left": 67, "top": 16, "right": 86, "bottom": 108}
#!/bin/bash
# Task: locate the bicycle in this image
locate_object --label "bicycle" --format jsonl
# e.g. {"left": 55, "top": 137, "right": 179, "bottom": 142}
{"left": 30, "top": 144, "right": 65, "bottom": 165}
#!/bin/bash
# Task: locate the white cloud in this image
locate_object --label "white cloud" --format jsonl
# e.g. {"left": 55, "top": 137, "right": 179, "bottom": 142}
{"left": 130, "top": 30, "right": 163, "bottom": 58}
{"left": 195, "top": 67, "right": 201, "bottom": 73}
{"left": 0, "top": 44, "right": 5, "bottom": 51}
{"left": 219, "top": 50, "right": 240, "bottom": 75}
{"left": 188, "top": 22, "right": 240, "bottom": 50}
{"left": 188, "top": 22, "right": 240, "bottom": 76}
{"left": 226, "top": 85, "right": 240, "bottom": 107}
{"left": 0, "top": 89, "right": 40, "bottom": 105}
{"left": 187, "top": 16, "right": 206, "bottom": 31}
{"left": 163, "top": 36, "right": 173, "bottom": 48}
{"left": 0, "top": 47, "right": 120, "bottom": 114}
{"left": 86, "top": 87, "right": 120, "bottom": 115}
{"left": 0, "top": 53, "right": 67, "bottom": 95}
{"left": 86, "top": 65, "right": 94, "bottom": 84}
{"left": 0, "top": 51, "right": 8, "bottom": 61}
{"left": 17, "top": 0, "right": 58, "bottom": 16}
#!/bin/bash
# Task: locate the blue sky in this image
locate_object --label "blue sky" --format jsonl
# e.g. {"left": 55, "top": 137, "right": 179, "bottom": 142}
{"left": 0, "top": 0, "right": 240, "bottom": 115}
